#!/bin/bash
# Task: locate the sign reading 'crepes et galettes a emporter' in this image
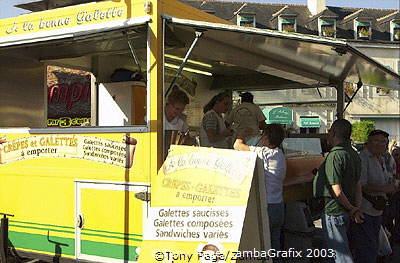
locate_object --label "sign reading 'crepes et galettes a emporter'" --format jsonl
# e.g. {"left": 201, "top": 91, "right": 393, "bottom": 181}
{"left": 0, "top": 135, "right": 136, "bottom": 168}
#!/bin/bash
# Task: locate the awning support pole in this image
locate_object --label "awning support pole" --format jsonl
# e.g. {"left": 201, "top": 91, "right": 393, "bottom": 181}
{"left": 343, "top": 80, "right": 363, "bottom": 113}
{"left": 165, "top": 31, "right": 204, "bottom": 96}
{"left": 336, "top": 82, "right": 345, "bottom": 119}
{"left": 124, "top": 32, "right": 145, "bottom": 82}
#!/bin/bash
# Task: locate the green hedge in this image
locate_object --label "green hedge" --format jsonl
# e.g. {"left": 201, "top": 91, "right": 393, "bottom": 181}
{"left": 352, "top": 121, "right": 375, "bottom": 142}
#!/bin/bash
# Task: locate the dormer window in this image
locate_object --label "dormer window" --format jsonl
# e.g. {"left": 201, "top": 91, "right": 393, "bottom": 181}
{"left": 279, "top": 17, "right": 296, "bottom": 32}
{"left": 355, "top": 21, "right": 372, "bottom": 39}
{"left": 237, "top": 14, "right": 256, "bottom": 27}
{"left": 319, "top": 19, "right": 336, "bottom": 37}
{"left": 391, "top": 20, "right": 400, "bottom": 41}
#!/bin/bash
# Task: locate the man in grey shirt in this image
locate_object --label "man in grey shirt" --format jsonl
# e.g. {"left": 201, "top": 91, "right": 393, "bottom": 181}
{"left": 351, "top": 130, "right": 400, "bottom": 263}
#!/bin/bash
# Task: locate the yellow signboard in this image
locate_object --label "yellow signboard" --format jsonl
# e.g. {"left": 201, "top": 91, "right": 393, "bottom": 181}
{"left": 0, "top": 1, "right": 148, "bottom": 40}
{"left": 138, "top": 145, "right": 258, "bottom": 262}
{"left": 1, "top": 3, "right": 122, "bottom": 36}
{"left": 0, "top": 134, "right": 136, "bottom": 168}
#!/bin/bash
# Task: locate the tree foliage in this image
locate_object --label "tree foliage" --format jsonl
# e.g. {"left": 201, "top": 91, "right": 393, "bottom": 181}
{"left": 352, "top": 121, "right": 375, "bottom": 142}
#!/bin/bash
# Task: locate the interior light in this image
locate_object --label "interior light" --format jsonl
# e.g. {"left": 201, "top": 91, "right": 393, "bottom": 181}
{"left": 165, "top": 63, "right": 213, "bottom": 76}
{"left": 218, "top": 61, "right": 236, "bottom": 67}
{"left": 165, "top": 54, "right": 213, "bottom": 68}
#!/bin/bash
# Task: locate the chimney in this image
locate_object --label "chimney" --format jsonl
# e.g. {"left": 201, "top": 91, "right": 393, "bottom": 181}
{"left": 307, "top": 0, "right": 326, "bottom": 16}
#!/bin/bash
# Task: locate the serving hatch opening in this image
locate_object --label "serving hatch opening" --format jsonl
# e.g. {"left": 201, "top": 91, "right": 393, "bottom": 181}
{"left": 0, "top": 24, "right": 149, "bottom": 130}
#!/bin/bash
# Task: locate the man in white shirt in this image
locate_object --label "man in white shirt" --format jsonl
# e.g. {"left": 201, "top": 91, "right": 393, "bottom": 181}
{"left": 165, "top": 87, "right": 190, "bottom": 132}
{"left": 164, "top": 87, "right": 190, "bottom": 157}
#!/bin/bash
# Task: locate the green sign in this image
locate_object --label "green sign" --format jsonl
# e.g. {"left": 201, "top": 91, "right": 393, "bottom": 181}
{"left": 263, "top": 107, "right": 293, "bottom": 124}
{"left": 299, "top": 117, "right": 321, "bottom": 128}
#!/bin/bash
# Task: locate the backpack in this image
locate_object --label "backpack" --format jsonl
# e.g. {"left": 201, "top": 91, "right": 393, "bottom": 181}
{"left": 110, "top": 68, "right": 143, "bottom": 82}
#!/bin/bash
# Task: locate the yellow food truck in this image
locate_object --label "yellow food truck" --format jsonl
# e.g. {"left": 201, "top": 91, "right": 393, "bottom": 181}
{"left": 0, "top": 0, "right": 398, "bottom": 262}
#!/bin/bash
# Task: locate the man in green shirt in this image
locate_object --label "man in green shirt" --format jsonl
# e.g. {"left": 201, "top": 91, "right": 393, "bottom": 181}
{"left": 313, "top": 119, "right": 363, "bottom": 263}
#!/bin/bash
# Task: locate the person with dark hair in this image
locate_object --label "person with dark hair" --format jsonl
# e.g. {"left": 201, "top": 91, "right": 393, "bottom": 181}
{"left": 165, "top": 86, "right": 190, "bottom": 132}
{"left": 352, "top": 130, "right": 400, "bottom": 263}
{"left": 388, "top": 146, "right": 400, "bottom": 245}
{"left": 163, "top": 87, "right": 193, "bottom": 156}
{"left": 234, "top": 124, "right": 286, "bottom": 254}
{"left": 200, "top": 92, "right": 233, "bottom": 148}
{"left": 225, "top": 92, "right": 267, "bottom": 140}
{"left": 313, "top": 119, "right": 363, "bottom": 263}
{"left": 381, "top": 143, "right": 400, "bottom": 254}
{"left": 392, "top": 146, "right": 400, "bottom": 178}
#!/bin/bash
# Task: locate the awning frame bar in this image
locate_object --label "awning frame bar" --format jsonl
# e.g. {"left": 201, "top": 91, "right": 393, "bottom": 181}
{"left": 165, "top": 30, "right": 204, "bottom": 96}
{"left": 124, "top": 31, "right": 145, "bottom": 82}
{"left": 343, "top": 80, "right": 363, "bottom": 113}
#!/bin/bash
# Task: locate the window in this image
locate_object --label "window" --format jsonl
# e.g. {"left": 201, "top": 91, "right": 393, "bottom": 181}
{"left": 47, "top": 65, "right": 147, "bottom": 128}
{"left": 368, "top": 86, "right": 374, "bottom": 99}
{"left": 391, "top": 20, "right": 400, "bottom": 41}
{"left": 282, "top": 138, "right": 322, "bottom": 157}
{"left": 319, "top": 19, "right": 336, "bottom": 37}
{"left": 279, "top": 17, "right": 296, "bottom": 32}
{"left": 326, "top": 110, "right": 333, "bottom": 130}
{"left": 237, "top": 14, "right": 256, "bottom": 27}
{"left": 298, "top": 116, "right": 320, "bottom": 134}
{"left": 98, "top": 81, "right": 147, "bottom": 126}
{"left": 0, "top": 26, "right": 149, "bottom": 130}
{"left": 362, "top": 85, "right": 368, "bottom": 98}
{"left": 324, "top": 87, "right": 335, "bottom": 98}
{"left": 355, "top": 21, "right": 372, "bottom": 40}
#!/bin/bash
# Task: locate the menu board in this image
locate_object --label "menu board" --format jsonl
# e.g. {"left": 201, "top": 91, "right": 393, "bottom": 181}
{"left": 138, "top": 145, "right": 261, "bottom": 263}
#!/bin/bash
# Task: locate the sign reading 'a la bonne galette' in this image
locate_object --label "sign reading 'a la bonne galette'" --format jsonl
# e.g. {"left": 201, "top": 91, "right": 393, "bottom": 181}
{"left": 3, "top": 6, "right": 125, "bottom": 35}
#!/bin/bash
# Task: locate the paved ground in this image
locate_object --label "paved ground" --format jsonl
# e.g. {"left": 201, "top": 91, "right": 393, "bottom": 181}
{"left": 6, "top": 220, "right": 400, "bottom": 263}
{"left": 311, "top": 219, "right": 400, "bottom": 263}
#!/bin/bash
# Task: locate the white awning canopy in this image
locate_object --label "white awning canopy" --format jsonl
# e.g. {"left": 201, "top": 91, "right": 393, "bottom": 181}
{"left": 165, "top": 17, "right": 400, "bottom": 91}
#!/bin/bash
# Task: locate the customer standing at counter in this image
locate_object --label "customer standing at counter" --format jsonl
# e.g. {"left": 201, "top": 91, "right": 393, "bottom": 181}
{"left": 233, "top": 124, "right": 286, "bottom": 256}
{"left": 313, "top": 119, "right": 363, "bottom": 263}
{"left": 388, "top": 146, "right": 400, "bottom": 245}
{"left": 200, "top": 92, "right": 233, "bottom": 148}
{"left": 225, "top": 92, "right": 266, "bottom": 140}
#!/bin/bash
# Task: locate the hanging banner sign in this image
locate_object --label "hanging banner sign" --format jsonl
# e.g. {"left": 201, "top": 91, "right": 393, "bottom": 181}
{"left": 0, "top": 135, "right": 136, "bottom": 168}
{"left": 138, "top": 145, "right": 258, "bottom": 263}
